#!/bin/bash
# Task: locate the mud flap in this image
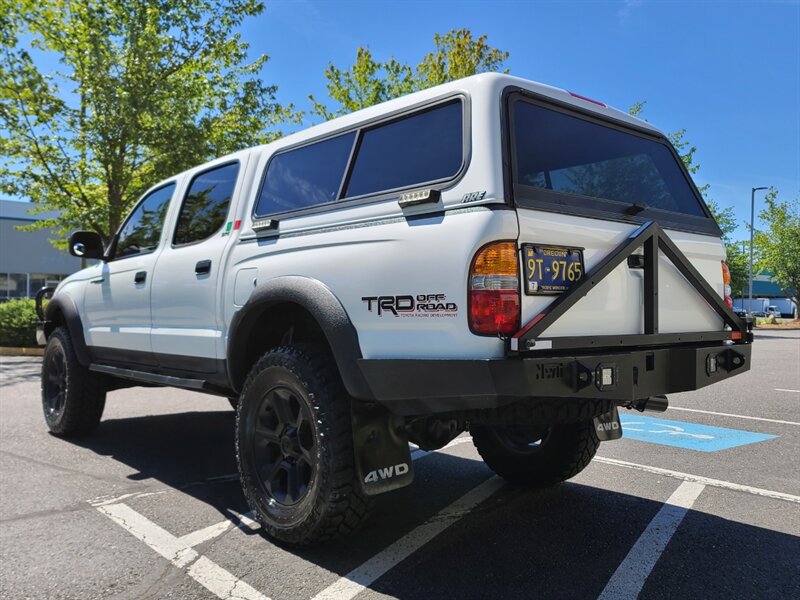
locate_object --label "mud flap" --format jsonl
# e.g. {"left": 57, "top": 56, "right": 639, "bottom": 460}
{"left": 351, "top": 401, "right": 414, "bottom": 495}
{"left": 593, "top": 404, "right": 623, "bottom": 441}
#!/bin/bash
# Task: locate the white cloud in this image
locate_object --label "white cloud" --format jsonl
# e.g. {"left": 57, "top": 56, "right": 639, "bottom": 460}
{"left": 618, "top": 0, "right": 644, "bottom": 22}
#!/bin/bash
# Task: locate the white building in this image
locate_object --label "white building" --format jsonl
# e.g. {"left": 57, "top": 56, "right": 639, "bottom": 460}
{"left": 0, "top": 199, "right": 80, "bottom": 299}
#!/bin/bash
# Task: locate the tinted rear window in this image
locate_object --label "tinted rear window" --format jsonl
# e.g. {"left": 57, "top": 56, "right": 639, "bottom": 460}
{"left": 344, "top": 100, "right": 463, "bottom": 198}
{"left": 512, "top": 100, "right": 706, "bottom": 217}
{"left": 255, "top": 132, "right": 355, "bottom": 216}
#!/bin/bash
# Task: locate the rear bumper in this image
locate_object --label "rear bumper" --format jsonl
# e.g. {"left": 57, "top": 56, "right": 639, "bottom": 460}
{"left": 358, "top": 342, "right": 751, "bottom": 415}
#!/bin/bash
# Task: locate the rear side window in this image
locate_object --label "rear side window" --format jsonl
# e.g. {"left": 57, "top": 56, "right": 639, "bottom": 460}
{"left": 255, "top": 132, "right": 355, "bottom": 216}
{"left": 512, "top": 100, "right": 707, "bottom": 218}
{"left": 174, "top": 163, "right": 239, "bottom": 246}
{"left": 114, "top": 184, "right": 174, "bottom": 259}
{"left": 253, "top": 99, "right": 465, "bottom": 218}
{"left": 344, "top": 100, "right": 463, "bottom": 198}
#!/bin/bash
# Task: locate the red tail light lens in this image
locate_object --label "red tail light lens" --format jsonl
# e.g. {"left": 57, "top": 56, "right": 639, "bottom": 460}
{"left": 469, "top": 242, "right": 520, "bottom": 335}
{"left": 721, "top": 261, "right": 733, "bottom": 309}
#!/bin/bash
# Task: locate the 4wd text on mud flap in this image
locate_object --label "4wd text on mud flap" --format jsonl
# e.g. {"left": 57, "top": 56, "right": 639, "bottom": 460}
{"left": 364, "top": 462, "right": 410, "bottom": 483}
{"left": 596, "top": 421, "right": 620, "bottom": 432}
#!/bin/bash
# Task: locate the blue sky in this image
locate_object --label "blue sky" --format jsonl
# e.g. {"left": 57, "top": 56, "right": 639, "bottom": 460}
{"left": 8, "top": 1, "right": 798, "bottom": 241}
{"left": 245, "top": 0, "right": 800, "bottom": 241}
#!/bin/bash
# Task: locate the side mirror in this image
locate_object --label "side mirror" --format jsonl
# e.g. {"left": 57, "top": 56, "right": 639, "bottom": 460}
{"left": 68, "top": 230, "right": 105, "bottom": 260}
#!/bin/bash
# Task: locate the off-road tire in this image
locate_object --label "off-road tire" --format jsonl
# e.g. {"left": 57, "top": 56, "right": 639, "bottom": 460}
{"left": 471, "top": 420, "right": 599, "bottom": 486}
{"left": 41, "top": 327, "right": 106, "bottom": 436}
{"left": 235, "top": 344, "right": 372, "bottom": 546}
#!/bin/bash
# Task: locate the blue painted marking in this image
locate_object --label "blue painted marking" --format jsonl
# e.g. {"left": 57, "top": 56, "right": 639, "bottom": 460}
{"left": 618, "top": 414, "right": 777, "bottom": 452}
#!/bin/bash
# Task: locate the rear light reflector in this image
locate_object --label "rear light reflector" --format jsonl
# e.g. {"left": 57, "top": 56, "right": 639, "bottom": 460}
{"left": 469, "top": 242, "right": 520, "bottom": 336}
{"left": 721, "top": 261, "right": 733, "bottom": 309}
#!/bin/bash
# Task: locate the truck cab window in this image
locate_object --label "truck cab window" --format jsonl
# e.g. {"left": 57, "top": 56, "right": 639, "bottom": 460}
{"left": 174, "top": 163, "right": 240, "bottom": 246}
{"left": 114, "top": 184, "right": 175, "bottom": 259}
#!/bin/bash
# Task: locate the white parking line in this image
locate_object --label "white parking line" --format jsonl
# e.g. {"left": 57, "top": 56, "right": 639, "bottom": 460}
{"left": 188, "top": 556, "right": 269, "bottom": 600}
{"left": 597, "top": 481, "right": 705, "bottom": 599}
{"left": 179, "top": 510, "right": 260, "bottom": 547}
{"left": 595, "top": 457, "right": 800, "bottom": 504}
{"left": 311, "top": 476, "right": 504, "bottom": 600}
{"left": 668, "top": 406, "right": 800, "bottom": 426}
{"left": 775, "top": 388, "right": 800, "bottom": 393}
{"left": 179, "top": 519, "right": 233, "bottom": 548}
{"left": 88, "top": 490, "right": 168, "bottom": 507}
{"left": 96, "top": 503, "right": 269, "bottom": 600}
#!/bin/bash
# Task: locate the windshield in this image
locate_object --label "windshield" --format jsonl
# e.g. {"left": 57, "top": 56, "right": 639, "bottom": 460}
{"left": 510, "top": 97, "right": 711, "bottom": 222}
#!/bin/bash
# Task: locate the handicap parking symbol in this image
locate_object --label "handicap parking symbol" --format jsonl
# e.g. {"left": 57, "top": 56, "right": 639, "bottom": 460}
{"left": 618, "top": 414, "right": 777, "bottom": 452}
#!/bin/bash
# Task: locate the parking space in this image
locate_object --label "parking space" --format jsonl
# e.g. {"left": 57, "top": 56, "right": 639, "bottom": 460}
{"left": 1, "top": 330, "right": 798, "bottom": 599}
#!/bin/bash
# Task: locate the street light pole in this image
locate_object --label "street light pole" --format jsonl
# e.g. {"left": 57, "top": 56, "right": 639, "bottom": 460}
{"left": 749, "top": 186, "right": 769, "bottom": 315}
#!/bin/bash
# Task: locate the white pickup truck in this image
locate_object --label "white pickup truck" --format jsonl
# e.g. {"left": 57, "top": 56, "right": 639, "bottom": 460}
{"left": 37, "top": 73, "right": 751, "bottom": 546}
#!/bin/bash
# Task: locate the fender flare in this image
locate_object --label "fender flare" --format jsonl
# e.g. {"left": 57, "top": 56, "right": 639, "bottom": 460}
{"left": 44, "top": 295, "right": 92, "bottom": 367}
{"left": 227, "top": 275, "right": 373, "bottom": 400}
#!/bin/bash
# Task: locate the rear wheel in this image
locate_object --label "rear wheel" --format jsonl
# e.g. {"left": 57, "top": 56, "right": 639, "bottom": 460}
{"left": 235, "top": 345, "right": 372, "bottom": 546}
{"left": 41, "top": 327, "right": 106, "bottom": 436}
{"left": 471, "top": 420, "right": 599, "bottom": 486}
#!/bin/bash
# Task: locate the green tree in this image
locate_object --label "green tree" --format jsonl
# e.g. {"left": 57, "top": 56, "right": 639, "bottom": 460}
{"left": 1, "top": 0, "right": 298, "bottom": 247}
{"left": 705, "top": 198, "right": 749, "bottom": 296}
{"left": 310, "top": 28, "right": 508, "bottom": 119}
{"left": 755, "top": 189, "right": 800, "bottom": 305}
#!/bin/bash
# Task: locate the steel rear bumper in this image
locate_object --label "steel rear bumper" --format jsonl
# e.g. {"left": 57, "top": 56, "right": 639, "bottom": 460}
{"left": 357, "top": 342, "right": 751, "bottom": 415}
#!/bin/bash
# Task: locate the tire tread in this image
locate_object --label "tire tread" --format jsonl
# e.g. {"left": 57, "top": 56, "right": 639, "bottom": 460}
{"left": 236, "top": 344, "right": 372, "bottom": 546}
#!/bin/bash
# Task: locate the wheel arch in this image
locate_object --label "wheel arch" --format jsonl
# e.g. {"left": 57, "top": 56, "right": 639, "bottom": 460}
{"left": 43, "top": 295, "right": 92, "bottom": 367}
{"left": 227, "top": 276, "right": 372, "bottom": 400}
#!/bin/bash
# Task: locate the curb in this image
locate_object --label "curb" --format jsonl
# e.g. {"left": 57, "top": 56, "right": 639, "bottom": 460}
{"left": 0, "top": 347, "right": 44, "bottom": 357}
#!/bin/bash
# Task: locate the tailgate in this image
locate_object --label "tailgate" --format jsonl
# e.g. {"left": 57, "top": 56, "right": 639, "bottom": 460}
{"left": 516, "top": 209, "right": 726, "bottom": 337}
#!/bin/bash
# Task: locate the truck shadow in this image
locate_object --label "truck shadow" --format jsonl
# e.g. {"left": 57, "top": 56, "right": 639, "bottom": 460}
{"left": 70, "top": 411, "right": 799, "bottom": 600}
{"left": 0, "top": 357, "right": 42, "bottom": 387}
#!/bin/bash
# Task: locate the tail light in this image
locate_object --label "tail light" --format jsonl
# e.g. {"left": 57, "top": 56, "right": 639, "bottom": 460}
{"left": 469, "top": 242, "right": 520, "bottom": 336}
{"left": 721, "top": 261, "right": 733, "bottom": 310}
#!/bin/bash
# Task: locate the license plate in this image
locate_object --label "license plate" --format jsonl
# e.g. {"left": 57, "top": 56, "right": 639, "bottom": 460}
{"left": 522, "top": 245, "right": 584, "bottom": 295}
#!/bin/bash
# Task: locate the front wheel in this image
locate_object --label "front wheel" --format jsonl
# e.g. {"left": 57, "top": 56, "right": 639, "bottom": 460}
{"left": 235, "top": 345, "right": 372, "bottom": 546}
{"left": 471, "top": 420, "right": 599, "bottom": 486}
{"left": 41, "top": 327, "right": 106, "bottom": 436}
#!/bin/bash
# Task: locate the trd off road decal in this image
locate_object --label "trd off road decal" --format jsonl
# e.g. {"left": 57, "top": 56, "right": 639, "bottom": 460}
{"left": 362, "top": 294, "right": 458, "bottom": 318}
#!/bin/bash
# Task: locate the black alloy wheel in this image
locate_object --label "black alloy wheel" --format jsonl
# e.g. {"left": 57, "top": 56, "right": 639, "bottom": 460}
{"left": 42, "top": 346, "right": 68, "bottom": 419}
{"left": 251, "top": 385, "right": 315, "bottom": 506}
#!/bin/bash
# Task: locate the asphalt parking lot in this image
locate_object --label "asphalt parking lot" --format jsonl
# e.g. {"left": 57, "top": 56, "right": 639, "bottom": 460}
{"left": 1, "top": 330, "right": 799, "bottom": 600}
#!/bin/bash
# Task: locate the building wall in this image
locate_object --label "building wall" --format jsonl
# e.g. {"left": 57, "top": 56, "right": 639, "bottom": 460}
{"left": 0, "top": 200, "right": 80, "bottom": 299}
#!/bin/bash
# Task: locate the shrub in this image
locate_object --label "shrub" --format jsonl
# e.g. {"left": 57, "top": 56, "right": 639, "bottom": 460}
{"left": 0, "top": 298, "right": 39, "bottom": 347}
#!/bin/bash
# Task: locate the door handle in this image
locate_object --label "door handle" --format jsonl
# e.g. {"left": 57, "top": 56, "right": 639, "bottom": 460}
{"left": 195, "top": 259, "right": 212, "bottom": 275}
{"left": 134, "top": 271, "right": 146, "bottom": 284}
